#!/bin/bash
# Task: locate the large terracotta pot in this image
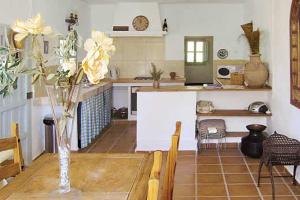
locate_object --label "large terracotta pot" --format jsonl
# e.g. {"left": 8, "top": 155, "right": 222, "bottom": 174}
{"left": 244, "top": 54, "right": 268, "bottom": 88}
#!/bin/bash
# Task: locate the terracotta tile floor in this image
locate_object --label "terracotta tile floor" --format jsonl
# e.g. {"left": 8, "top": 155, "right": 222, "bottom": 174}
{"left": 83, "top": 123, "right": 300, "bottom": 199}
{"left": 174, "top": 149, "right": 300, "bottom": 200}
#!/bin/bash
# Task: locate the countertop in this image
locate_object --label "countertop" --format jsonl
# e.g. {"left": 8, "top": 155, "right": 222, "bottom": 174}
{"left": 104, "top": 77, "right": 186, "bottom": 83}
{"left": 80, "top": 81, "right": 112, "bottom": 101}
{"left": 137, "top": 85, "right": 272, "bottom": 92}
{"left": 33, "top": 82, "right": 112, "bottom": 105}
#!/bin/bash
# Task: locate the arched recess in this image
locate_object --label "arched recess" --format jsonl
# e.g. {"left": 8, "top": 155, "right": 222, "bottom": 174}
{"left": 290, "top": 0, "right": 300, "bottom": 108}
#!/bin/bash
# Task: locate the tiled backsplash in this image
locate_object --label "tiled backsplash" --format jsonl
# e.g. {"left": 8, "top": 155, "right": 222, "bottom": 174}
{"left": 108, "top": 37, "right": 185, "bottom": 78}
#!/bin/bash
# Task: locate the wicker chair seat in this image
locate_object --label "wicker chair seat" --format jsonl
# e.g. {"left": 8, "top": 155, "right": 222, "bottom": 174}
{"left": 257, "top": 132, "right": 300, "bottom": 200}
{"left": 261, "top": 133, "right": 300, "bottom": 165}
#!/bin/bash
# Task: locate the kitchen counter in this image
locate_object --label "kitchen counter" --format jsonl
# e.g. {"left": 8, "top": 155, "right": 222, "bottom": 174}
{"left": 104, "top": 77, "right": 186, "bottom": 84}
{"left": 137, "top": 85, "right": 272, "bottom": 92}
{"left": 136, "top": 84, "right": 272, "bottom": 151}
{"left": 80, "top": 82, "right": 112, "bottom": 101}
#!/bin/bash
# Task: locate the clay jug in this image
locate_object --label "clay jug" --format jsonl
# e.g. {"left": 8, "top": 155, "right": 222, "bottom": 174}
{"left": 244, "top": 54, "right": 268, "bottom": 88}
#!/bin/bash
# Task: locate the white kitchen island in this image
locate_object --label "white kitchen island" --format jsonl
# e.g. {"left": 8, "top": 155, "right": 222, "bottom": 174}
{"left": 136, "top": 85, "right": 272, "bottom": 151}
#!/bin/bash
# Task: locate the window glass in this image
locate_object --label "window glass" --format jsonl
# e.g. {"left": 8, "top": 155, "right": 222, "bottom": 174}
{"left": 185, "top": 37, "right": 208, "bottom": 65}
{"left": 196, "top": 52, "right": 203, "bottom": 63}
{"left": 187, "top": 41, "right": 194, "bottom": 52}
{"left": 196, "top": 42, "right": 204, "bottom": 52}
{"left": 187, "top": 52, "right": 194, "bottom": 63}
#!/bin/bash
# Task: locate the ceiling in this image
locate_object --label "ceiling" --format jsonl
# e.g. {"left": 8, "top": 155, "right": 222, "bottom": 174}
{"left": 84, "top": 0, "right": 247, "bottom": 4}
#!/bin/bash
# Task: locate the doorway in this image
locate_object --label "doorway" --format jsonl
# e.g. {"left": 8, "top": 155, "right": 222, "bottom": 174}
{"left": 184, "top": 36, "right": 213, "bottom": 85}
{"left": 0, "top": 24, "right": 32, "bottom": 165}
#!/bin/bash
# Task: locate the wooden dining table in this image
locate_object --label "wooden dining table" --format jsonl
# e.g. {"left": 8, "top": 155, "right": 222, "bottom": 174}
{"left": 0, "top": 153, "right": 153, "bottom": 200}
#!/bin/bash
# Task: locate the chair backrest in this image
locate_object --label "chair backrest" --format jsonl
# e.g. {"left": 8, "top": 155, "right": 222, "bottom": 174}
{"left": 147, "top": 178, "right": 160, "bottom": 200}
{"left": 174, "top": 121, "right": 181, "bottom": 149}
{"left": 162, "top": 134, "right": 179, "bottom": 200}
{"left": 150, "top": 151, "right": 163, "bottom": 179}
{"left": 0, "top": 123, "right": 22, "bottom": 180}
{"left": 175, "top": 121, "right": 181, "bottom": 137}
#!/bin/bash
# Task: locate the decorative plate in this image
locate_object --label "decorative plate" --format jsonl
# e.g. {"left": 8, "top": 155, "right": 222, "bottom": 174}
{"left": 132, "top": 15, "right": 149, "bottom": 31}
{"left": 217, "top": 49, "right": 229, "bottom": 59}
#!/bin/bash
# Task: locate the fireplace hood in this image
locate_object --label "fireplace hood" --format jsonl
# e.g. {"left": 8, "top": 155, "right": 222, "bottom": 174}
{"left": 106, "top": 2, "right": 166, "bottom": 37}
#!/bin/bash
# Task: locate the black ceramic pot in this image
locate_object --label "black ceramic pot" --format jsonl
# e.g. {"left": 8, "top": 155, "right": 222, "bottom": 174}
{"left": 241, "top": 124, "right": 267, "bottom": 158}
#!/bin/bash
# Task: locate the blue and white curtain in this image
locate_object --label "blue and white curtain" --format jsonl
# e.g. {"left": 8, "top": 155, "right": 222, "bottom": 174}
{"left": 78, "top": 88, "right": 112, "bottom": 148}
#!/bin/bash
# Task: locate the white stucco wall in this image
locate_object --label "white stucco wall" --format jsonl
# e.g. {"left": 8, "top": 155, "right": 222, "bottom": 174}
{"left": 249, "top": 0, "right": 300, "bottom": 181}
{"left": 0, "top": 0, "right": 91, "bottom": 160}
{"left": 268, "top": 0, "right": 300, "bottom": 181}
{"left": 160, "top": 3, "right": 248, "bottom": 60}
{"left": 90, "top": 2, "right": 249, "bottom": 60}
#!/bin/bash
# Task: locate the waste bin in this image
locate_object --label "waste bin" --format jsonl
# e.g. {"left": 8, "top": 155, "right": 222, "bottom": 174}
{"left": 43, "top": 115, "right": 57, "bottom": 153}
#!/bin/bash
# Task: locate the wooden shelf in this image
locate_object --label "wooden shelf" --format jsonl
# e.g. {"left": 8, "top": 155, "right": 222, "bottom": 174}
{"left": 225, "top": 132, "right": 248, "bottom": 137}
{"left": 197, "top": 110, "right": 272, "bottom": 117}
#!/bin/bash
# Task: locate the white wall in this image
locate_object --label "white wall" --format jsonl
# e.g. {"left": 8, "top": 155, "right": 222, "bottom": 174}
{"left": 0, "top": 0, "right": 32, "bottom": 24}
{"left": 90, "top": 4, "right": 116, "bottom": 32}
{"left": 250, "top": 0, "right": 300, "bottom": 181}
{"left": 137, "top": 91, "right": 197, "bottom": 151}
{"left": 160, "top": 3, "right": 248, "bottom": 60}
{"left": 90, "top": 2, "right": 249, "bottom": 61}
{"left": 32, "top": 0, "right": 91, "bottom": 60}
{"left": 270, "top": 1, "right": 299, "bottom": 145}
{"left": 0, "top": 0, "right": 91, "bottom": 160}
{"left": 244, "top": 0, "right": 273, "bottom": 83}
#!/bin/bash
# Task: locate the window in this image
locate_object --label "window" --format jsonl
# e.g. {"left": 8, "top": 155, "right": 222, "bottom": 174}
{"left": 184, "top": 37, "right": 208, "bottom": 65}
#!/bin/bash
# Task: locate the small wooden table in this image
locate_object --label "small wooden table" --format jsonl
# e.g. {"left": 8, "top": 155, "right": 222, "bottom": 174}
{"left": 0, "top": 153, "right": 153, "bottom": 200}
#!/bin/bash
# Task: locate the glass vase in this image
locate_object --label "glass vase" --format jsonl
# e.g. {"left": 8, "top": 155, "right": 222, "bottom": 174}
{"left": 46, "top": 84, "right": 80, "bottom": 194}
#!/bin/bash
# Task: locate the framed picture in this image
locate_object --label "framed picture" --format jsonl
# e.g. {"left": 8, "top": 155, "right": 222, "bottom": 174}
{"left": 290, "top": 0, "right": 300, "bottom": 108}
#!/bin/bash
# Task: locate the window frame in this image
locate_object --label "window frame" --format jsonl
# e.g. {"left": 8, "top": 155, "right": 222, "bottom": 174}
{"left": 184, "top": 36, "right": 208, "bottom": 66}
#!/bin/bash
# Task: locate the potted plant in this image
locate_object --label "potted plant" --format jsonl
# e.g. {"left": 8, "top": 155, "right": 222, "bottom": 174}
{"left": 241, "top": 22, "right": 268, "bottom": 88}
{"left": 150, "top": 63, "right": 163, "bottom": 88}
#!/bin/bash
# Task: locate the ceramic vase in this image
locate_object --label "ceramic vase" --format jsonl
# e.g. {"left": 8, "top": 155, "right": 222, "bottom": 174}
{"left": 241, "top": 124, "right": 267, "bottom": 158}
{"left": 244, "top": 54, "right": 268, "bottom": 88}
{"left": 153, "top": 80, "right": 160, "bottom": 88}
{"left": 46, "top": 84, "right": 80, "bottom": 194}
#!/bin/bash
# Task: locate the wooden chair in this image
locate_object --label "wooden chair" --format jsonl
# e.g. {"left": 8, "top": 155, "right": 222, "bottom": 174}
{"left": 174, "top": 121, "right": 181, "bottom": 150}
{"left": 175, "top": 121, "right": 181, "bottom": 137}
{"left": 0, "top": 123, "right": 23, "bottom": 181}
{"left": 147, "top": 178, "right": 160, "bottom": 200}
{"left": 147, "top": 151, "right": 163, "bottom": 200}
{"left": 162, "top": 135, "right": 179, "bottom": 200}
{"left": 150, "top": 151, "right": 163, "bottom": 179}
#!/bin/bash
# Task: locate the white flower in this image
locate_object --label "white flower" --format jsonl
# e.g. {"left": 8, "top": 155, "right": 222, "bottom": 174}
{"left": 11, "top": 13, "right": 52, "bottom": 42}
{"left": 61, "top": 58, "right": 77, "bottom": 77}
{"left": 82, "top": 31, "right": 115, "bottom": 84}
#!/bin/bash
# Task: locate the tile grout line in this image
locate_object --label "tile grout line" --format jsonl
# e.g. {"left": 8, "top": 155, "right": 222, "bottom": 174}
{"left": 217, "top": 149, "right": 231, "bottom": 200}
{"left": 273, "top": 167, "right": 298, "bottom": 200}
{"left": 238, "top": 148, "right": 264, "bottom": 200}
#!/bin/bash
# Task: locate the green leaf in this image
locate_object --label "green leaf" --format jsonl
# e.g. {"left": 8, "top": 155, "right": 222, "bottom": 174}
{"left": 20, "top": 68, "right": 39, "bottom": 75}
{"left": 12, "top": 78, "right": 18, "bottom": 89}
{"left": 32, "top": 74, "right": 40, "bottom": 84}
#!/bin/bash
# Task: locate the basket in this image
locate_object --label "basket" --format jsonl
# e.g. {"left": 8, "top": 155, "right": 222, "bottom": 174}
{"left": 230, "top": 72, "right": 244, "bottom": 85}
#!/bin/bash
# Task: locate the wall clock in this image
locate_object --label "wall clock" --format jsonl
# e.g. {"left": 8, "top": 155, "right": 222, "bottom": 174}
{"left": 217, "top": 49, "right": 229, "bottom": 59}
{"left": 132, "top": 15, "right": 149, "bottom": 31}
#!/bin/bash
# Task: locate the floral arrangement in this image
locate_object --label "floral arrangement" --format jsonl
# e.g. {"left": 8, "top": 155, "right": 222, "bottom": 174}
{"left": 0, "top": 13, "right": 115, "bottom": 193}
{"left": 241, "top": 22, "right": 260, "bottom": 55}
{"left": 2, "top": 13, "right": 115, "bottom": 91}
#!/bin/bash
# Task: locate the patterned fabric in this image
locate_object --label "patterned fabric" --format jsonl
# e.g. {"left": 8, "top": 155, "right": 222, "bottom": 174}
{"left": 79, "top": 87, "right": 112, "bottom": 148}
